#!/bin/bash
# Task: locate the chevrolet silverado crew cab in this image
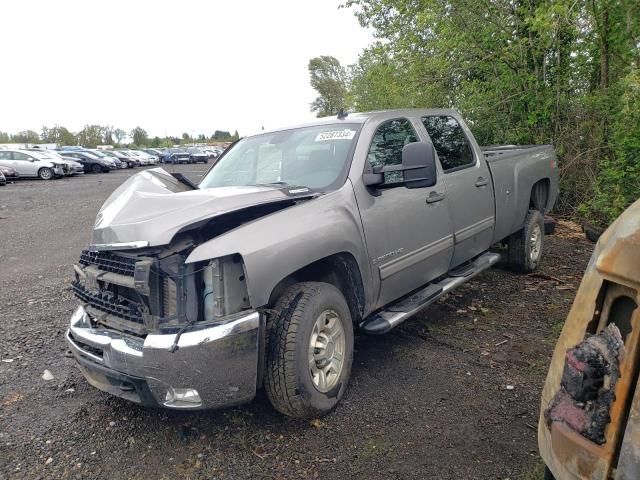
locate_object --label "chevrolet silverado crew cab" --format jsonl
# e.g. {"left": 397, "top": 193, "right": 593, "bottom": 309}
{"left": 67, "top": 109, "right": 558, "bottom": 417}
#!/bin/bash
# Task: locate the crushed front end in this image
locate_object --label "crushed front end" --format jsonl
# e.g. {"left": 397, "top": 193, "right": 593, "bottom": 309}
{"left": 66, "top": 241, "right": 262, "bottom": 410}
{"left": 539, "top": 199, "right": 640, "bottom": 479}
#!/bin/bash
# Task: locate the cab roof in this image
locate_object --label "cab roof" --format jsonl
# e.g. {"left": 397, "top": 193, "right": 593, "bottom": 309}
{"left": 258, "top": 108, "right": 461, "bottom": 136}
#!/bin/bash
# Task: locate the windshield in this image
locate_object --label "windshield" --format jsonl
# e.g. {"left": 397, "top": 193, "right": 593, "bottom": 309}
{"left": 199, "top": 123, "right": 360, "bottom": 190}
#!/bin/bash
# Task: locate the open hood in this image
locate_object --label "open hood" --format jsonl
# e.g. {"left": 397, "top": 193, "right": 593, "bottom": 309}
{"left": 91, "top": 168, "right": 312, "bottom": 248}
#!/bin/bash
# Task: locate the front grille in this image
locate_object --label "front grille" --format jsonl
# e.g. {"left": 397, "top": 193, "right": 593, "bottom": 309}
{"left": 72, "top": 281, "right": 144, "bottom": 324}
{"left": 79, "top": 250, "right": 136, "bottom": 277}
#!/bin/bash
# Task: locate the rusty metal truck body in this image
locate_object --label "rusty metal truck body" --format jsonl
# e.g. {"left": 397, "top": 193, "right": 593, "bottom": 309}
{"left": 539, "top": 199, "right": 640, "bottom": 479}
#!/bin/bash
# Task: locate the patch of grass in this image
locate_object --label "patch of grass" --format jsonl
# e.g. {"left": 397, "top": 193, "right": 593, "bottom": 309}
{"left": 523, "top": 459, "right": 546, "bottom": 480}
{"left": 550, "top": 318, "right": 565, "bottom": 341}
{"left": 522, "top": 358, "right": 548, "bottom": 376}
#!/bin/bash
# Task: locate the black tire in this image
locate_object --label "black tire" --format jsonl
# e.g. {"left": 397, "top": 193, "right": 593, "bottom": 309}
{"left": 544, "top": 466, "right": 556, "bottom": 480}
{"left": 38, "top": 167, "right": 54, "bottom": 180}
{"left": 507, "top": 209, "right": 545, "bottom": 273}
{"left": 265, "top": 282, "right": 354, "bottom": 418}
{"left": 584, "top": 222, "right": 603, "bottom": 243}
{"left": 91, "top": 163, "right": 102, "bottom": 174}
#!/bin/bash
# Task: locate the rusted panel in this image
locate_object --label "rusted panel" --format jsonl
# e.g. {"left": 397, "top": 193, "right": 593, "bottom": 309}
{"left": 539, "top": 198, "right": 640, "bottom": 479}
{"left": 550, "top": 423, "right": 609, "bottom": 479}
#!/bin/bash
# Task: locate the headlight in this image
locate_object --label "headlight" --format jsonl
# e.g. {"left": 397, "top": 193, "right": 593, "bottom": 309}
{"left": 203, "top": 256, "right": 250, "bottom": 322}
{"left": 163, "top": 275, "right": 178, "bottom": 317}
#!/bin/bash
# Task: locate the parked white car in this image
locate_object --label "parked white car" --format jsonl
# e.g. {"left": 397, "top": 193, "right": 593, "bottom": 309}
{"left": 0, "top": 149, "right": 65, "bottom": 179}
{"left": 26, "top": 149, "right": 84, "bottom": 176}
{"left": 126, "top": 150, "right": 157, "bottom": 165}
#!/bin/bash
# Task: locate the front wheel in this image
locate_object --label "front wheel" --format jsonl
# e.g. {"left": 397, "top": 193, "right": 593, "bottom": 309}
{"left": 38, "top": 167, "right": 54, "bottom": 180}
{"left": 507, "top": 209, "right": 545, "bottom": 272}
{"left": 265, "top": 282, "right": 354, "bottom": 418}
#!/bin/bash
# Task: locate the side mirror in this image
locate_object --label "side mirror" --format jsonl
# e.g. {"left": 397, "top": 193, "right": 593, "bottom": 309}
{"left": 402, "top": 142, "right": 437, "bottom": 189}
{"left": 363, "top": 164, "right": 384, "bottom": 187}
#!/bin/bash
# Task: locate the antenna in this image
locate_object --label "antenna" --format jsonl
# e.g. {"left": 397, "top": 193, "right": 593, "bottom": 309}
{"left": 337, "top": 108, "right": 348, "bottom": 120}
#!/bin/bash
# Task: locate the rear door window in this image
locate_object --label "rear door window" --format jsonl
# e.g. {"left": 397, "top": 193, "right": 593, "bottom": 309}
{"left": 421, "top": 116, "right": 475, "bottom": 172}
{"left": 12, "top": 152, "right": 32, "bottom": 161}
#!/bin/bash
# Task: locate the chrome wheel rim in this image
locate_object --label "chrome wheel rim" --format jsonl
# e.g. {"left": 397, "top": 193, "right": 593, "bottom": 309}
{"left": 308, "top": 309, "right": 345, "bottom": 393}
{"left": 530, "top": 224, "right": 542, "bottom": 262}
{"left": 40, "top": 168, "right": 52, "bottom": 180}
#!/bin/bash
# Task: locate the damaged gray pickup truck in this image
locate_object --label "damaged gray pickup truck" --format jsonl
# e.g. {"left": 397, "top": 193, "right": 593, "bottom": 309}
{"left": 67, "top": 108, "right": 558, "bottom": 417}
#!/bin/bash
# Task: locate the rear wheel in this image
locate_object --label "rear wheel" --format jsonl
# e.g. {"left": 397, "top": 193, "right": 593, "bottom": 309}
{"left": 265, "top": 282, "right": 354, "bottom": 418}
{"left": 507, "top": 209, "right": 544, "bottom": 272}
{"left": 38, "top": 167, "right": 54, "bottom": 180}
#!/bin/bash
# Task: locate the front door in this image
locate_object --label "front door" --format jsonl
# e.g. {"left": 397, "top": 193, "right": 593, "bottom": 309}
{"left": 11, "top": 151, "right": 39, "bottom": 177}
{"left": 357, "top": 118, "right": 454, "bottom": 308}
{"left": 420, "top": 115, "right": 495, "bottom": 268}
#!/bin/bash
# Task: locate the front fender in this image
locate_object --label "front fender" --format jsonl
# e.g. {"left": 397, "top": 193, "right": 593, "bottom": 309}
{"left": 186, "top": 183, "right": 373, "bottom": 310}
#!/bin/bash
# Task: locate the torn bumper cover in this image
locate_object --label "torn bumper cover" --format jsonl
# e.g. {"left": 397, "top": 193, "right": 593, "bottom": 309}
{"left": 66, "top": 305, "right": 261, "bottom": 409}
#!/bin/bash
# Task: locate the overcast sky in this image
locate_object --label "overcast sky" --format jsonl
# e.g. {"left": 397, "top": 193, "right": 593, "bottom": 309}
{"left": 0, "top": 0, "right": 372, "bottom": 138}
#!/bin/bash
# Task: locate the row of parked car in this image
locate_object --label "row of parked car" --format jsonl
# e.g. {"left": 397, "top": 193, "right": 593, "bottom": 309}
{"left": 0, "top": 145, "right": 224, "bottom": 184}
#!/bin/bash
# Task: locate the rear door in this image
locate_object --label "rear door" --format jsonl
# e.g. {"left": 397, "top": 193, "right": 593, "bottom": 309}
{"left": 12, "top": 151, "right": 39, "bottom": 177}
{"left": 420, "top": 115, "right": 495, "bottom": 267}
{"left": 0, "top": 150, "right": 15, "bottom": 171}
{"left": 357, "top": 118, "right": 454, "bottom": 308}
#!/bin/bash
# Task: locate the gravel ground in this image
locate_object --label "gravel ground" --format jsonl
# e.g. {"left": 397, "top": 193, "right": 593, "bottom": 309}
{"left": 0, "top": 166, "right": 594, "bottom": 479}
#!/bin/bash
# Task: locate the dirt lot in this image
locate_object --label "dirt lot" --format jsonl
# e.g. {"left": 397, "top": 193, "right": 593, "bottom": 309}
{"left": 0, "top": 166, "right": 594, "bottom": 479}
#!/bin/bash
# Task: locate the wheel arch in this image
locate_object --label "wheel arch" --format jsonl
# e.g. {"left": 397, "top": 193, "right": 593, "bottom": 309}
{"left": 530, "top": 178, "right": 551, "bottom": 212}
{"left": 267, "top": 252, "right": 366, "bottom": 324}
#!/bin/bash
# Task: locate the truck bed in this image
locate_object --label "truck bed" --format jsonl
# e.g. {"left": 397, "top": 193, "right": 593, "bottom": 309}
{"left": 481, "top": 144, "right": 557, "bottom": 243}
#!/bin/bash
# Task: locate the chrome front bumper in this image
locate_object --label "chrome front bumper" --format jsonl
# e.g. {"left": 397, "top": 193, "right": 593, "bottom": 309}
{"left": 66, "top": 305, "right": 261, "bottom": 409}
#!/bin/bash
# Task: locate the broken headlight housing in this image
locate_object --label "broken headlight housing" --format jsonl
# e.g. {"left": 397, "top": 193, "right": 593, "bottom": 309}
{"left": 203, "top": 255, "right": 250, "bottom": 322}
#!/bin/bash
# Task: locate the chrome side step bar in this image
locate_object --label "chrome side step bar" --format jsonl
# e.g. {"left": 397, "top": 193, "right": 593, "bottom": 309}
{"left": 360, "top": 252, "right": 500, "bottom": 334}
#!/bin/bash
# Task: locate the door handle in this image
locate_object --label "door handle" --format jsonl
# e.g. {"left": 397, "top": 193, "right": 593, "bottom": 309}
{"left": 475, "top": 177, "right": 489, "bottom": 187}
{"left": 426, "top": 192, "right": 445, "bottom": 204}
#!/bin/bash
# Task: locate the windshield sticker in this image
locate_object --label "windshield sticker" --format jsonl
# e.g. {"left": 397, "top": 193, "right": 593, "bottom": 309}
{"left": 315, "top": 129, "right": 356, "bottom": 141}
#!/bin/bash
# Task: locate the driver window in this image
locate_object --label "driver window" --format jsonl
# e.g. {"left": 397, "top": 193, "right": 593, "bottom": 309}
{"left": 367, "top": 119, "right": 418, "bottom": 183}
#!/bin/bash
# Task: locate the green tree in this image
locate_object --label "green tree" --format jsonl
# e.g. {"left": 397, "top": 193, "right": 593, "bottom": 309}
{"left": 104, "top": 127, "right": 114, "bottom": 145}
{"left": 76, "top": 125, "right": 106, "bottom": 148}
{"left": 212, "top": 130, "right": 231, "bottom": 141}
{"left": 41, "top": 125, "right": 76, "bottom": 145}
{"left": 0, "top": 131, "right": 9, "bottom": 143}
{"left": 308, "top": 56, "right": 348, "bottom": 117}
{"left": 131, "top": 126, "right": 148, "bottom": 146}
{"left": 12, "top": 130, "right": 41, "bottom": 143}
{"left": 113, "top": 128, "right": 127, "bottom": 144}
